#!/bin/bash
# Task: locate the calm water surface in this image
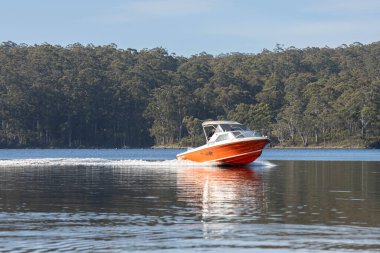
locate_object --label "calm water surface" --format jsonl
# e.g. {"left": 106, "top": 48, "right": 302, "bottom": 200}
{"left": 0, "top": 149, "right": 380, "bottom": 252}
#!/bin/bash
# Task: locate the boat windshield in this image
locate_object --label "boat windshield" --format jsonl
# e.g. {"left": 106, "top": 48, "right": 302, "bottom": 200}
{"left": 219, "top": 124, "right": 249, "bottom": 132}
{"left": 203, "top": 122, "right": 258, "bottom": 143}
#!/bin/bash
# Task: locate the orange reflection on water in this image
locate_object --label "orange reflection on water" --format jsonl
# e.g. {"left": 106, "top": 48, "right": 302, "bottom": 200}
{"left": 177, "top": 167, "right": 267, "bottom": 220}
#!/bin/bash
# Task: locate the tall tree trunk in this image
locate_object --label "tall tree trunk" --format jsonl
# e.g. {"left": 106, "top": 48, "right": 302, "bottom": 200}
{"left": 314, "top": 130, "right": 318, "bottom": 144}
{"left": 288, "top": 122, "right": 295, "bottom": 144}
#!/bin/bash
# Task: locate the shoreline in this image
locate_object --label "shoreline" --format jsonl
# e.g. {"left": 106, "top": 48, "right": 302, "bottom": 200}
{"left": 0, "top": 145, "right": 376, "bottom": 150}
{"left": 152, "top": 145, "right": 371, "bottom": 150}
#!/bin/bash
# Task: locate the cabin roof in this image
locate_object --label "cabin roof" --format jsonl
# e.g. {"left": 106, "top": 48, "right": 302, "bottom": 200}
{"left": 202, "top": 120, "right": 240, "bottom": 127}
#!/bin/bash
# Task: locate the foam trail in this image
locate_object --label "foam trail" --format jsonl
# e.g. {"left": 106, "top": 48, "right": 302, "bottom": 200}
{"left": 252, "top": 160, "right": 277, "bottom": 168}
{"left": 0, "top": 158, "right": 218, "bottom": 168}
{"left": 0, "top": 158, "right": 277, "bottom": 169}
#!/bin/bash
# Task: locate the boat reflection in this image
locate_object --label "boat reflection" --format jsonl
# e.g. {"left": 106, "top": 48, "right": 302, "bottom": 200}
{"left": 176, "top": 167, "right": 268, "bottom": 238}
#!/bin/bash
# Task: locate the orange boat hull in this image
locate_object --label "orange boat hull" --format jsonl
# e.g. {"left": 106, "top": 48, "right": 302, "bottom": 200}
{"left": 177, "top": 138, "right": 268, "bottom": 165}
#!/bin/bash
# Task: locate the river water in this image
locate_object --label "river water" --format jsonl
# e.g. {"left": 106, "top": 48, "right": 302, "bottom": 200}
{"left": 0, "top": 149, "right": 379, "bottom": 252}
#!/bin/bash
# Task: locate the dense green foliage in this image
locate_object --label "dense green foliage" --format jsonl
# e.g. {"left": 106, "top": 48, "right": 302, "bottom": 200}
{"left": 0, "top": 41, "right": 379, "bottom": 148}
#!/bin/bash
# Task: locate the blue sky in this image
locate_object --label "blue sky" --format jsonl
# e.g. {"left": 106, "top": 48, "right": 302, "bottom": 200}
{"left": 1, "top": 0, "right": 379, "bottom": 56}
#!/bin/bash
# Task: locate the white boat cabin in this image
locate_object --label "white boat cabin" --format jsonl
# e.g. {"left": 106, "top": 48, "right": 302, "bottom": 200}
{"left": 202, "top": 121, "right": 262, "bottom": 144}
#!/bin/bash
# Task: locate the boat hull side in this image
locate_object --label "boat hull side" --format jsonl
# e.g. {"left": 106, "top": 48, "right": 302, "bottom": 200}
{"left": 177, "top": 138, "right": 268, "bottom": 165}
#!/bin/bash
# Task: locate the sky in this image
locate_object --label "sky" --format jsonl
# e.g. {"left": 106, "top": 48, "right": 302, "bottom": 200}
{"left": 1, "top": 0, "right": 379, "bottom": 56}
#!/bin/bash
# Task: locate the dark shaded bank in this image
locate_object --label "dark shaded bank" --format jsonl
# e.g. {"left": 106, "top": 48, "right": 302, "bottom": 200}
{"left": 368, "top": 141, "right": 380, "bottom": 149}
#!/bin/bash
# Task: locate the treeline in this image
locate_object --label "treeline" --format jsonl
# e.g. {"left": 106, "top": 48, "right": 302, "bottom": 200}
{"left": 0, "top": 41, "right": 379, "bottom": 148}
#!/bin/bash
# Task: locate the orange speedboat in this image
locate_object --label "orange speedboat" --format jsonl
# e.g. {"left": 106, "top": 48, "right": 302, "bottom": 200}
{"left": 177, "top": 121, "right": 269, "bottom": 166}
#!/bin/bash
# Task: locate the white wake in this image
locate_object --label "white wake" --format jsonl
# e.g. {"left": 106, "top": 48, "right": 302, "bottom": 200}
{"left": 0, "top": 158, "right": 276, "bottom": 168}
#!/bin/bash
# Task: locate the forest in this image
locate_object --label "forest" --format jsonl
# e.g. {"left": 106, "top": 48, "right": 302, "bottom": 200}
{"left": 0, "top": 41, "right": 379, "bottom": 148}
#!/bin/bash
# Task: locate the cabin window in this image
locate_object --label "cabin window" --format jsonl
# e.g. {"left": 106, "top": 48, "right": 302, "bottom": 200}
{"left": 232, "top": 131, "right": 244, "bottom": 138}
{"left": 215, "top": 133, "right": 229, "bottom": 142}
{"left": 219, "top": 124, "right": 232, "bottom": 131}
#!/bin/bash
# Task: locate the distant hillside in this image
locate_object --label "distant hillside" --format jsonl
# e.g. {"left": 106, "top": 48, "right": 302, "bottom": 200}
{"left": 0, "top": 41, "right": 379, "bottom": 148}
